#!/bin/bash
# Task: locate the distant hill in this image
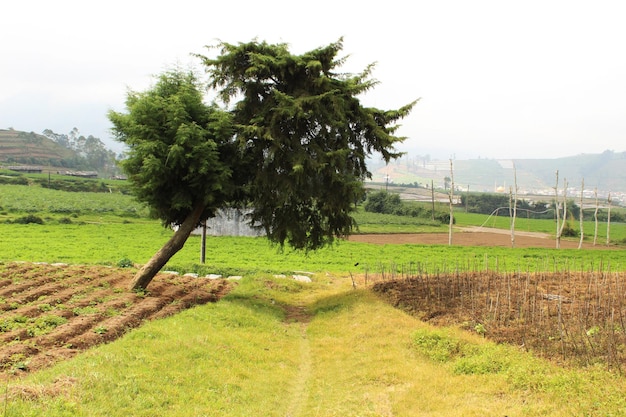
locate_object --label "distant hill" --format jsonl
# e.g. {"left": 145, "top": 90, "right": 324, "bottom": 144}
{"left": 3, "top": 127, "right": 624, "bottom": 203}
{"left": 0, "top": 129, "right": 119, "bottom": 175}
{"left": 0, "top": 129, "right": 79, "bottom": 167}
{"left": 369, "top": 151, "right": 626, "bottom": 203}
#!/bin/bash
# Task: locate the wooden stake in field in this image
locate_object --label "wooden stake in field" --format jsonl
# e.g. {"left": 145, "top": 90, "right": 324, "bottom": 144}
{"left": 431, "top": 179, "right": 435, "bottom": 221}
{"left": 606, "top": 192, "right": 612, "bottom": 246}
{"left": 554, "top": 170, "right": 568, "bottom": 249}
{"left": 578, "top": 178, "right": 584, "bottom": 250}
{"left": 448, "top": 158, "right": 454, "bottom": 246}
{"left": 593, "top": 187, "right": 599, "bottom": 246}
{"left": 509, "top": 161, "right": 518, "bottom": 248}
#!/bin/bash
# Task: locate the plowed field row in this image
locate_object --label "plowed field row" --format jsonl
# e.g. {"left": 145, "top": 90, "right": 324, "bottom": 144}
{"left": 0, "top": 262, "right": 232, "bottom": 378}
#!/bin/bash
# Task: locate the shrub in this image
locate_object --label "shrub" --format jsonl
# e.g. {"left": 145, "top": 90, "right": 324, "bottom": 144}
{"left": 561, "top": 221, "right": 579, "bottom": 237}
{"left": 364, "top": 191, "right": 452, "bottom": 223}
{"left": 13, "top": 214, "right": 44, "bottom": 224}
{"left": 411, "top": 328, "right": 462, "bottom": 362}
{"left": 117, "top": 258, "right": 134, "bottom": 268}
{"left": 364, "top": 191, "right": 402, "bottom": 214}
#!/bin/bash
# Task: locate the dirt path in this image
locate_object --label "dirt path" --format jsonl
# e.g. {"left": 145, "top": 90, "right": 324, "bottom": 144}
{"left": 283, "top": 307, "right": 312, "bottom": 417}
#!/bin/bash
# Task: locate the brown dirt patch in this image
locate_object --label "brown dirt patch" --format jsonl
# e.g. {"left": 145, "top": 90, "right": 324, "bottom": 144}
{"left": 0, "top": 263, "right": 232, "bottom": 380}
{"left": 349, "top": 228, "right": 616, "bottom": 249}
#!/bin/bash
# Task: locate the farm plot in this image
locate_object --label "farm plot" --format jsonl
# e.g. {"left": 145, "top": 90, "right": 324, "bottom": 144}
{"left": 0, "top": 262, "right": 232, "bottom": 378}
{"left": 373, "top": 269, "right": 626, "bottom": 371}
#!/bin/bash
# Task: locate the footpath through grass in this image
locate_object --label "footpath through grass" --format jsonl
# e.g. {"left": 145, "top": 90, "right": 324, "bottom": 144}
{"left": 4, "top": 274, "right": 626, "bottom": 416}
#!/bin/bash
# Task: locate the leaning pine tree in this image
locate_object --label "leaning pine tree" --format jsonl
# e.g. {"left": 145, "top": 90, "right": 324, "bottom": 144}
{"left": 110, "top": 39, "right": 416, "bottom": 290}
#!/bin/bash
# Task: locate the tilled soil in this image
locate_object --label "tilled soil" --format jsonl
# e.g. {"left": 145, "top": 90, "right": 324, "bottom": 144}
{"left": 349, "top": 228, "right": 615, "bottom": 249}
{"left": 0, "top": 262, "right": 232, "bottom": 379}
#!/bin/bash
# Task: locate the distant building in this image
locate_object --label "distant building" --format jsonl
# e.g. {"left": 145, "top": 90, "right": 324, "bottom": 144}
{"left": 58, "top": 170, "right": 98, "bottom": 178}
{"left": 190, "top": 208, "right": 265, "bottom": 237}
{"left": 7, "top": 165, "right": 43, "bottom": 173}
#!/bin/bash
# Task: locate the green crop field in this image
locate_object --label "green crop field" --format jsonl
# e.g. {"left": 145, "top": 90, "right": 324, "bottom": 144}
{"left": 1, "top": 182, "right": 625, "bottom": 276}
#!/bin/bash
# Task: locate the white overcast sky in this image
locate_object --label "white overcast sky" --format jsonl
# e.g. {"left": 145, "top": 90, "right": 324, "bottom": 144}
{"left": 1, "top": 0, "right": 625, "bottom": 159}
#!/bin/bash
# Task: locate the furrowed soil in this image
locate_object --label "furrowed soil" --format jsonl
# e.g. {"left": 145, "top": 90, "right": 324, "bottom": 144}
{"left": 0, "top": 263, "right": 232, "bottom": 379}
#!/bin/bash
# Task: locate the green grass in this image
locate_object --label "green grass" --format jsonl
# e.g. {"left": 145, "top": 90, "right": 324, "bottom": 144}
{"left": 5, "top": 275, "right": 626, "bottom": 416}
{"left": 352, "top": 208, "right": 446, "bottom": 233}
{"left": 455, "top": 211, "right": 626, "bottom": 242}
{"left": 1, "top": 223, "right": 625, "bottom": 275}
{"left": 0, "top": 184, "right": 147, "bottom": 221}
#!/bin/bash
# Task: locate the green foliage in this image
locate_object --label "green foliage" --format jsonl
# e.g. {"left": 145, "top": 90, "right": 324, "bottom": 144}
{"left": 561, "top": 221, "right": 579, "bottom": 237}
{"left": 196, "top": 38, "right": 416, "bottom": 250}
{"left": 0, "top": 173, "right": 29, "bottom": 185}
{"left": 363, "top": 190, "right": 452, "bottom": 224}
{"left": 109, "top": 70, "right": 234, "bottom": 227}
{"left": 117, "top": 257, "right": 134, "bottom": 268}
{"left": 28, "top": 314, "right": 68, "bottom": 336}
{"left": 36, "top": 177, "right": 114, "bottom": 193}
{"left": 364, "top": 191, "right": 403, "bottom": 214}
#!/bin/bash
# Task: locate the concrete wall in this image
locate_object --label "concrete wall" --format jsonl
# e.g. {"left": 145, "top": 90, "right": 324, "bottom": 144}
{"left": 194, "top": 208, "right": 264, "bottom": 237}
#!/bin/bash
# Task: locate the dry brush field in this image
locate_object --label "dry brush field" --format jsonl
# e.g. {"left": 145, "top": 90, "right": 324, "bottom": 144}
{"left": 373, "top": 268, "right": 626, "bottom": 371}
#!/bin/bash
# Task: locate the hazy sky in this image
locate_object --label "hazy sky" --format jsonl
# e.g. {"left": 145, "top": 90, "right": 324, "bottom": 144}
{"left": 1, "top": 0, "right": 625, "bottom": 159}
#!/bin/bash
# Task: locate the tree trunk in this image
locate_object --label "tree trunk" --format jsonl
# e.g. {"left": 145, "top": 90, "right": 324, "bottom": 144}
{"left": 129, "top": 203, "right": 205, "bottom": 290}
{"left": 510, "top": 162, "right": 518, "bottom": 248}
{"left": 593, "top": 187, "right": 599, "bottom": 246}
{"left": 448, "top": 159, "right": 454, "bottom": 246}
{"left": 555, "top": 170, "right": 560, "bottom": 249}
{"left": 431, "top": 180, "right": 435, "bottom": 221}
{"left": 578, "top": 178, "right": 584, "bottom": 249}
{"left": 558, "top": 178, "right": 568, "bottom": 246}
{"left": 606, "top": 192, "right": 612, "bottom": 246}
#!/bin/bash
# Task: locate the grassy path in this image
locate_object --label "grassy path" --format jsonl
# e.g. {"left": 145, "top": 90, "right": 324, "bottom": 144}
{"left": 284, "top": 308, "right": 312, "bottom": 417}
{"left": 4, "top": 274, "right": 626, "bottom": 416}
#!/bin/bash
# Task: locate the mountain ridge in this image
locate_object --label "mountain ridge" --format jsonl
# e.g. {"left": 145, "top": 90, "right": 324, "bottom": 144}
{"left": 370, "top": 150, "right": 626, "bottom": 203}
{"left": 3, "top": 128, "right": 624, "bottom": 203}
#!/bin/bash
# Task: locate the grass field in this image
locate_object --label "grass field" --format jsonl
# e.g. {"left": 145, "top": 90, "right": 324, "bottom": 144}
{"left": 1, "top": 180, "right": 626, "bottom": 415}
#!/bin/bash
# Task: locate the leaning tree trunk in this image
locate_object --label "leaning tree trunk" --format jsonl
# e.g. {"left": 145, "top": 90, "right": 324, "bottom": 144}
{"left": 129, "top": 203, "right": 205, "bottom": 290}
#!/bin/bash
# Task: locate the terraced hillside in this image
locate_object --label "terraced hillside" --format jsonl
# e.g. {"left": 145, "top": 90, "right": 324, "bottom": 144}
{"left": 0, "top": 129, "right": 78, "bottom": 168}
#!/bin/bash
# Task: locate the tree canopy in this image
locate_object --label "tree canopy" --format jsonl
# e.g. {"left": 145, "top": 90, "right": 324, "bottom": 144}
{"left": 196, "top": 38, "right": 416, "bottom": 250}
{"left": 109, "top": 71, "right": 234, "bottom": 227}
{"left": 109, "top": 39, "right": 416, "bottom": 289}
